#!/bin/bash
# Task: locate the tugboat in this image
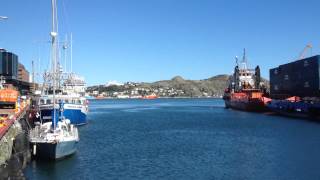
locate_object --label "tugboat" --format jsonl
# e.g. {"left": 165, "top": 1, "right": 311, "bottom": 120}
{"left": 223, "top": 49, "right": 270, "bottom": 111}
{"left": 29, "top": 0, "right": 79, "bottom": 160}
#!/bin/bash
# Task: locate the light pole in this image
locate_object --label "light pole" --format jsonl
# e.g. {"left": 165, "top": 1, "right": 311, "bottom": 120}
{"left": 0, "top": 16, "right": 8, "bottom": 46}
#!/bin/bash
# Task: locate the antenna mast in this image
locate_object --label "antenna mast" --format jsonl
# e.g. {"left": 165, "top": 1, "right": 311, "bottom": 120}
{"left": 70, "top": 33, "right": 73, "bottom": 73}
{"left": 240, "top": 48, "right": 248, "bottom": 70}
{"left": 32, "top": 60, "right": 35, "bottom": 93}
{"left": 63, "top": 34, "right": 68, "bottom": 73}
{"left": 51, "top": 0, "right": 58, "bottom": 130}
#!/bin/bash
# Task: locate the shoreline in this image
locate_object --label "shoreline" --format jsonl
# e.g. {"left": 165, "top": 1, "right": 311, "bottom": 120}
{"left": 90, "top": 96, "right": 223, "bottom": 100}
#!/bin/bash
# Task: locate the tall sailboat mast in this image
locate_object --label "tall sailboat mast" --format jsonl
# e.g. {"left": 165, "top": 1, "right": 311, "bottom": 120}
{"left": 70, "top": 33, "right": 73, "bottom": 73}
{"left": 51, "top": 0, "right": 58, "bottom": 130}
{"left": 63, "top": 35, "right": 68, "bottom": 73}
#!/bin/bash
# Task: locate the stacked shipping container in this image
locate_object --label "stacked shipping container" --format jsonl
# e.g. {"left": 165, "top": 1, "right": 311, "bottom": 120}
{"left": 270, "top": 55, "right": 320, "bottom": 99}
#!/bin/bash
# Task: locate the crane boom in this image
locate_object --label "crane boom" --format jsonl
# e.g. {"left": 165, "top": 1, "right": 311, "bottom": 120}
{"left": 299, "top": 44, "right": 312, "bottom": 60}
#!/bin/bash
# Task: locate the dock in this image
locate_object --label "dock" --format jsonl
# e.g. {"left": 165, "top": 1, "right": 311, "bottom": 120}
{"left": 0, "top": 104, "right": 31, "bottom": 179}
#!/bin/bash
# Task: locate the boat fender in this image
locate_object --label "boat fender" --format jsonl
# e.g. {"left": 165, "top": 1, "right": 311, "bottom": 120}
{"left": 33, "top": 144, "right": 36, "bottom": 155}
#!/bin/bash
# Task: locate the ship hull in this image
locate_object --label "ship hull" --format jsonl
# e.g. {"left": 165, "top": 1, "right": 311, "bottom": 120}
{"left": 268, "top": 108, "right": 313, "bottom": 119}
{"left": 224, "top": 99, "right": 268, "bottom": 112}
{"left": 267, "top": 101, "right": 320, "bottom": 120}
{"left": 31, "top": 140, "right": 77, "bottom": 160}
{"left": 40, "top": 104, "right": 87, "bottom": 125}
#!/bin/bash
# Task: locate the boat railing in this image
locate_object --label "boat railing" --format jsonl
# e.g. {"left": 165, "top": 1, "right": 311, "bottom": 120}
{"left": 29, "top": 124, "right": 41, "bottom": 140}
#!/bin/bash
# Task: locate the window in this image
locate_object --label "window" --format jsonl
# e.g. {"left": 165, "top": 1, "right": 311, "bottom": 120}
{"left": 47, "top": 99, "right": 51, "bottom": 104}
{"left": 284, "top": 75, "right": 289, "bottom": 80}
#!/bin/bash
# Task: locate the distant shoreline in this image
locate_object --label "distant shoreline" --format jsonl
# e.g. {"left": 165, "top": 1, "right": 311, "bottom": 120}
{"left": 90, "top": 96, "right": 223, "bottom": 100}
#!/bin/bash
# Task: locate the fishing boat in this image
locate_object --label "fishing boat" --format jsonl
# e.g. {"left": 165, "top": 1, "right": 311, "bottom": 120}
{"left": 223, "top": 49, "right": 270, "bottom": 111}
{"left": 31, "top": 8, "right": 88, "bottom": 126}
{"left": 37, "top": 93, "right": 88, "bottom": 125}
{"left": 59, "top": 35, "right": 88, "bottom": 125}
{"left": 63, "top": 73, "right": 86, "bottom": 97}
{"left": 29, "top": 0, "right": 79, "bottom": 160}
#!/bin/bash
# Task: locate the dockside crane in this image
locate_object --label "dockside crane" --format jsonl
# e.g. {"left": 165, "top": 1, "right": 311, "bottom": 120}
{"left": 298, "top": 44, "right": 313, "bottom": 60}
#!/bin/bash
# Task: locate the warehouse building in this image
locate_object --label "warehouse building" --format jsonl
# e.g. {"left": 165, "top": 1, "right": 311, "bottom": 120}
{"left": 0, "top": 48, "right": 18, "bottom": 80}
{"left": 270, "top": 55, "right": 320, "bottom": 99}
{"left": 18, "top": 63, "right": 30, "bottom": 82}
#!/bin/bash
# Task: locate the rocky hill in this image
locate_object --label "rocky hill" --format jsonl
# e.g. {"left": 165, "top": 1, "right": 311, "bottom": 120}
{"left": 87, "top": 75, "right": 231, "bottom": 97}
{"left": 87, "top": 74, "right": 270, "bottom": 98}
{"left": 138, "top": 75, "right": 230, "bottom": 97}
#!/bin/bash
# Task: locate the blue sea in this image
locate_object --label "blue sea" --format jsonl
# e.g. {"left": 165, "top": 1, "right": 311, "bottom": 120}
{"left": 25, "top": 98, "right": 320, "bottom": 179}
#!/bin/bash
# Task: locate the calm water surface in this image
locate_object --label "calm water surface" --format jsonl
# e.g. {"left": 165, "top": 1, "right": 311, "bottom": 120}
{"left": 25, "top": 98, "right": 320, "bottom": 179}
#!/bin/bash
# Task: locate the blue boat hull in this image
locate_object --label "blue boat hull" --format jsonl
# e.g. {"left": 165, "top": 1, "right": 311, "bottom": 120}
{"left": 40, "top": 107, "right": 87, "bottom": 125}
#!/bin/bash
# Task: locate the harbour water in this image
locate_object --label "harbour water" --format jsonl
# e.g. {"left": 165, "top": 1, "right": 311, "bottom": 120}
{"left": 25, "top": 98, "right": 320, "bottom": 179}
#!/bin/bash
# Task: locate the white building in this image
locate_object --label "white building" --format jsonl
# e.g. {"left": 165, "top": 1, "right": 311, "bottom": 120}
{"left": 106, "top": 80, "right": 124, "bottom": 87}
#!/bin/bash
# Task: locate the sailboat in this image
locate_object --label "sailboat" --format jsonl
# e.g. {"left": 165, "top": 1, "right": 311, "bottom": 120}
{"left": 29, "top": 0, "right": 79, "bottom": 159}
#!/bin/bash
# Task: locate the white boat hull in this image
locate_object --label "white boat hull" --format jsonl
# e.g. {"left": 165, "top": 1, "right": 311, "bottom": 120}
{"left": 32, "top": 139, "right": 77, "bottom": 159}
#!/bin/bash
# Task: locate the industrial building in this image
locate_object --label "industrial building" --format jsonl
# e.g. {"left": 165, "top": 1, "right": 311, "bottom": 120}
{"left": 0, "top": 49, "right": 30, "bottom": 91}
{"left": 270, "top": 55, "right": 320, "bottom": 99}
{"left": 0, "top": 49, "right": 18, "bottom": 80}
{"left": 18, "top": 63, "right": 30, "bottom": 82}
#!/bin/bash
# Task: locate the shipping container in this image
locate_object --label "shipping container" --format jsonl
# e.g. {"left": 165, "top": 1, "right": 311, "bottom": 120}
{"left": 270, "top": 55, "right": 320, "bottom": 98}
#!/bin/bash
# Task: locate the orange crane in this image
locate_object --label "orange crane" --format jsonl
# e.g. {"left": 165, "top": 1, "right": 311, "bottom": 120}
{"left": 299, "top": 44, "right": 312, "bottom": 60}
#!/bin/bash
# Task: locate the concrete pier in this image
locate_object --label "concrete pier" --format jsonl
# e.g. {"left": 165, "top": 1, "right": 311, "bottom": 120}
{"left": 0, "top": 109, "right": 31, "bottom": 179}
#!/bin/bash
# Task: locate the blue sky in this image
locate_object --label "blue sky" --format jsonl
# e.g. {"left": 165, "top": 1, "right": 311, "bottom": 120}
{"left": 0, "top": 0, "right": 319, "bottom": 85}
